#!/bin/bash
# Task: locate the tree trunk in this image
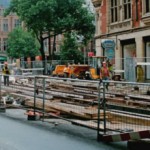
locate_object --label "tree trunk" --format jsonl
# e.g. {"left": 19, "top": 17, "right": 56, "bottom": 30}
{"left": 40, "top": 36, "right": 46, "bottom": 75}
{"left": 31, "top": 57, "right": 35, "bottom": 68}
{"left": 52, "top": 35, "right": 56, "bottom": 60}
{"left": 48, "top": 33, "right": 52, "bottom": 62}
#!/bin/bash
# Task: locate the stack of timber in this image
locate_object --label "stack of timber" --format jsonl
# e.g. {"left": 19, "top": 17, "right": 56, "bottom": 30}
{"left": 1, "top": 78, "right": 102, "bottom": 120}
{"left": 1, "top": 77, "right": 150, "bottom": 130}
{"left": 24, "top": 99, "right": 109, "bottom": 119}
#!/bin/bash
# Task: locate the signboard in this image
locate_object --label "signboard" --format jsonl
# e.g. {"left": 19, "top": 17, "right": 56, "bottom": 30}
{"left": 88, "top": 52, "right": 94, "bottom": 57}
{"left": 101, "top": 40, "right": 115, "bottom": 49}
{"left": 101, "top": 40, "right": 115, "bottom": 63}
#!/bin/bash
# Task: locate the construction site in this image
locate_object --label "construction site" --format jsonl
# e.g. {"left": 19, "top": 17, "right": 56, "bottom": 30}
{"left": 0, "top": 71, "right": 150, "bottom": 150}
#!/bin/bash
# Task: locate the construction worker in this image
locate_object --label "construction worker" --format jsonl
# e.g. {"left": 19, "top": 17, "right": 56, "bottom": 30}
{"left": 2, "top": 62, "right": 10, "bottom": 86}
{"left": 107, "top": 61, "right": 113, "bottom": 79}
{"left": 63, "top": 64, "right": 70, "bottom": 78}
{"left": 100, "top": 61, "right": 110, "bottom": 90}
{"left": 136, "top": 65, "right": 144, "bottom": 82}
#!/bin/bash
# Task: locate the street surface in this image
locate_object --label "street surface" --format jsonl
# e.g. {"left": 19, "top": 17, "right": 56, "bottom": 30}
{"left": 0, "top": 109, "right": 127, "bottom": 150}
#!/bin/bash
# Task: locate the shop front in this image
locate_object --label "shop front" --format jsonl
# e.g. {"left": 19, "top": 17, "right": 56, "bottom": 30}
{"left": 0, "top": 56, "right": 7, "bottom": 70}
{"left": 144, "top": 36, "right": 150, "bottom": 80}
{"left": 101, "top": 39, "right": 115, "bottom": 64}
{"left": 121, "top": 39, "right": 136, "bottom": 82}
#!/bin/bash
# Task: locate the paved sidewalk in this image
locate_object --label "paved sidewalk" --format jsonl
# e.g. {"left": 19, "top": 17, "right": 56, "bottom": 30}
{"left": 0, "top": 109, "right": 127, "bottom": 150}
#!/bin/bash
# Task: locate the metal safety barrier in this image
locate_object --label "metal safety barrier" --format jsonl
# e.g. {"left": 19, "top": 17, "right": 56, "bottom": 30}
{"left": 0, "top": 74, "right": 100, "bottom": 130}
{"left": 1, "top": 74, "right": 150, "bottom": 142}
{"left": 97, "top": 80, "right": 150, "bottom": 142}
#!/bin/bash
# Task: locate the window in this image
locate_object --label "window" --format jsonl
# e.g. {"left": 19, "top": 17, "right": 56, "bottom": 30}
{"left": 0, "top": 39, "right": 1, "bottom": 51}
{"left": 58, "top": 34, "right": 62, "bottom": 41}
{"left": 123, "top": 0, "right": 131, "bottom": 19}
{"left": 0, "top": 19, "right": 1, "bottom": 31}
{"left": 111, "top": 0, "right": 118, "bottom": 22}
{"left": 109, "top": 0, "right": 132, "bottom": 23}
{"left": 146, "top": 0, "right": 150, "bottom": 13}
{"left": 14, "top": 19, "right": 21, "bottom": 28}
{"left": 3, "top": 19, "right": 8, "bottom": 32}
{"left": 44, "top": 39, "right": 48, "bottom": 52}
{"left": 0, "top": 8, "right": 3, "bottom": 16}
{"left": 3, "top": 38, "right": 8, "bottom": 51}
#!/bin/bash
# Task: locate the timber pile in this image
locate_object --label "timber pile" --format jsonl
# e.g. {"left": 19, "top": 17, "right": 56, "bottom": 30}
{"left": 24, "top": 99, "right": 109, "bottom": 119}
{"left": 1, "top": 78, "right": 111, "bottom": 121}
{"left": 1, "top": 77, "right": 150, "bottom": 130}
{"left": 107, "top": 110, "right": 150, "bottom": 126}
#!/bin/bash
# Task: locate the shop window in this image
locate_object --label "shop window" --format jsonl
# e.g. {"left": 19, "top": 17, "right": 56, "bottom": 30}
{"left": 123, "top": 0, "right": 131, "bottom": 19}
{"left": 111, "top": 0, "right": 118, "bottom": 22}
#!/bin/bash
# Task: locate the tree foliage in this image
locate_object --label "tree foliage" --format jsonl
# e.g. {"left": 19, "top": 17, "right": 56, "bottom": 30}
{"left": 60, "top": 33, "right": 84, "bottom": 64}
{"left": 5, "top": 0, "right": 95, "bottom": 71}
{"left": 7, "top": 27, "right": 40, "bottom": 58}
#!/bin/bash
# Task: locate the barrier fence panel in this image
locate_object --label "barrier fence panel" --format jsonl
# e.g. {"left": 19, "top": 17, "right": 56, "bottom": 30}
{"left": 37, "top": 77, "right": 100, "bottom": 129}
{"left": 0, "top": 75, "right": 100, "bottom": 131}
{"left": 0, "top": 75, "right": 3, "bottom": 111}
{"left": 97, "top": 80, "right": 150, "bottom": 142}
{"left": 2, "top": 74, "right": 150, "bottom": 142}
{"left": 19, "top": 60, "right": 74, "bottom": 75}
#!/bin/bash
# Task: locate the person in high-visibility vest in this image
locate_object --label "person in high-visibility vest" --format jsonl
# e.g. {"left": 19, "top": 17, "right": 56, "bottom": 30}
{"left": 2, "top": 62, "right": 10, "bottom": 86}
{"left": 100, "top": 61, "right": 110, "bottom": 90}
{"left": 136, "top": 65, "right": 144, "bottom": 82}
{"left": 63, "top": 64, "right": 71, "bottom": 78}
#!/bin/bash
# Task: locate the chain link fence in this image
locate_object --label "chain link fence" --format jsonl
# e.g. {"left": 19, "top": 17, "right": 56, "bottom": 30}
{"left": 97, "top": 80, "right": 150, "bottom": 139}
{"left": 0, "top": 75, "right": 99, "bottom": 130}
{"left": 1, "top": 74, "right": 150, "bottom": 141}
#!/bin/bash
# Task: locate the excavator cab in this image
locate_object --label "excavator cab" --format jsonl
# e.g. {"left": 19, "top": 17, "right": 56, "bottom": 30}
{"left": 69, "top": 65, "right": 90, "bottom": 79}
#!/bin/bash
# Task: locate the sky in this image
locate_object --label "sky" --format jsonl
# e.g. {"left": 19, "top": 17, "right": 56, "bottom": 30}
{"left": 0, "top": 0, "right": 10, "bottom": 7}
{"left": 85, "top": 0, "right": 94, "bottom": 12}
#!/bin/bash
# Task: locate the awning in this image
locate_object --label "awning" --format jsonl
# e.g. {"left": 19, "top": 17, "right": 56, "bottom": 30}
{"left": 0, "top": 56, "right": 7, "bottom": 61}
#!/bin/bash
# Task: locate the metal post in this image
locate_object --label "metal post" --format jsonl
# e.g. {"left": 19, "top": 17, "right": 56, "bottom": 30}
{"left": 97, "top": 82, "right": 101, "bottom": 141}
{"left": 0, "top": 75, "right": 2, "bottom": 105}
{"left": 103, "top": 82, "right": 106, "bottom": 134}
{"left": 84, "top": 48, "right": 86, "bottom": 64}
{"left": 45, "top": 56, "right": 47, "bottom": 74}
{"left": 42, "top": 78, "right": 46, "bottom": 121}
{"left": 34, "top": 77, "right": 37, "bottom": 116}
{"left": 0, "top": 74, "right": 5, "bottom": 112}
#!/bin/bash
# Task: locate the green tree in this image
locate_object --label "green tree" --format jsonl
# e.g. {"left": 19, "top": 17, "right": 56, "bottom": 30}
{"left": 60, "top": 33, "right": 84, "bottom": 64}
{"left": 7, "top": 27, "right": 40, "bottom": 59}
{"left": 5, "top": 0, "right": 95, "bottom": 72}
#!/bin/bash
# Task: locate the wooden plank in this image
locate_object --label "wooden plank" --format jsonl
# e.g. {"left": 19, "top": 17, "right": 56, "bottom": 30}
{"left": 108, "top": 111, "right": 150, "bottom": 126}
{"left": 24, "top": 99, "right": 108, "bottom": 119}
{"left": 10, "top": 83, "right": 85, "bottom": 99}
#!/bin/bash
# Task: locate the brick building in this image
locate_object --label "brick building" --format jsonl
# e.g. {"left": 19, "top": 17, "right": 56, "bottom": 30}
{"left": 0, "top": 4, "right": 63, "bottom": 63}
{"left": 0, "top": 4, "right": 21, "bottom": 62}
{"left": 92, "top": 0, "right": 150, "bottom": 80}
{"left": 0, "top": 0, "right": 94, "bottom": 65}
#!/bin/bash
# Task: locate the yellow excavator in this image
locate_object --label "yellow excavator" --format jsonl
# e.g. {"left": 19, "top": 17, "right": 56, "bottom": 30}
{"left": 52, "top": 56, "right": 107, "bottom": 80}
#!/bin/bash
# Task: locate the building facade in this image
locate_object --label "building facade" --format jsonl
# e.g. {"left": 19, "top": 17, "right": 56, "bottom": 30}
{"left": 92, "top": 0, "right": 150, "bottom": 80}
{"left": 0, "top": 4, "right": 62, "bottom": 63}
{"left": 0, "top": 5, "right": 21, "bottom": 62}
